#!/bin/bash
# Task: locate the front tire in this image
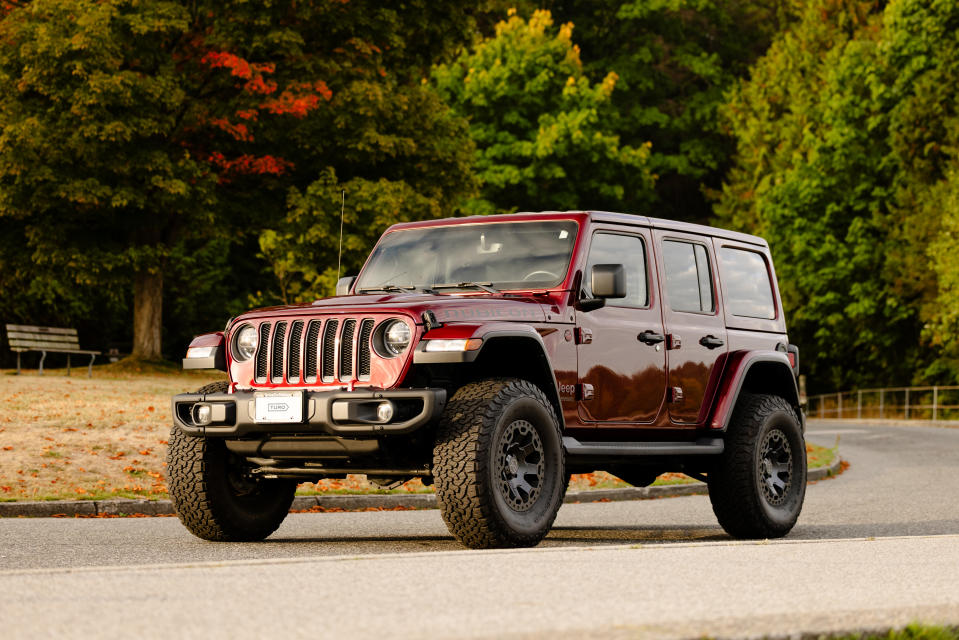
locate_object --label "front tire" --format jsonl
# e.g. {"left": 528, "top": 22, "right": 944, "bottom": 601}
{"left": 707, "top": 393, "right": 806, "bottom": 539}
{"left": 433, "top": 378, "right": 565, "bottom": 549}
{"left": 167, "top": 382, "right": 296, "bottom": 541}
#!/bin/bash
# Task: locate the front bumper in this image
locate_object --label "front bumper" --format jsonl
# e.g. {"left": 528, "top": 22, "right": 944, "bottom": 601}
{"left": 171, "top": 388, "right": 447, "bottom": 438}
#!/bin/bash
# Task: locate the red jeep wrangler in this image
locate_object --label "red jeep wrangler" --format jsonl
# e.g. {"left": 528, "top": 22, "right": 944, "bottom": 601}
{"left": 169, "top": 212, "right": 804, "bottom": 548}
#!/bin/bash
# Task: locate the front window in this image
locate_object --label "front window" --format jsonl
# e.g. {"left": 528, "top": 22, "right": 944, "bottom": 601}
{"left": 356, "top": 220, "right": 579, "bottom": 292}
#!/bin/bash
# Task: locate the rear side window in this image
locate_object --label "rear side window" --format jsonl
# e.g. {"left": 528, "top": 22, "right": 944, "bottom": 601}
{"left": 585, "top": 232, "right": 648, "bottom": 307}
{"left": 663, "top": 240, "right": 714, "bottom": 313}
{"left": 719, "top": 247, "right": 776, "bottom": 319}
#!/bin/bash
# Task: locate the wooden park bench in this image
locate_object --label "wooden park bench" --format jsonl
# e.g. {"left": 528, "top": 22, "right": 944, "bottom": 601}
{"left": 6, "top": 324, "right": 101, "bottom": 377}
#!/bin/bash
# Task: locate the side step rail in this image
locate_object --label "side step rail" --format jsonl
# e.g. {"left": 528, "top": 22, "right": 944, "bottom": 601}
{"left": 563, "top": 436, "right": 723, "bottom": 462}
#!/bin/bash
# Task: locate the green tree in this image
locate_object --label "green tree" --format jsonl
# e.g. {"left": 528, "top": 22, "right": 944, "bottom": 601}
{"left": 433, "top": 9, "right": 653, "bottom": 216}
{"left": 717, "top": 0, "right": 959, "bottom": 391}
{"left": 882, "top": 0, "right": 959, "bottom": 382}
{"left": 475, "top": 1, "right": 789, "bottom": 222}
{"left": 715, "top": 0, "right": 898, "bottom": 392}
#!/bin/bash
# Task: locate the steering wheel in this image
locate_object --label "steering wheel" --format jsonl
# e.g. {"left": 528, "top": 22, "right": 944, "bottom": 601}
{"left": 523, "top": 270, "right": 560, "bottom": 282}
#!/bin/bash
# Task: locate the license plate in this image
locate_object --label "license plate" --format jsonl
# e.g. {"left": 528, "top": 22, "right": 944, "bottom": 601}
{"left": 253, "top": 391, "right": 303, "bottom": 424}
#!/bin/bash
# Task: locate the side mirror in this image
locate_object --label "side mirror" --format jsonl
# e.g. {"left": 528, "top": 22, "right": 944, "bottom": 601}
{"left": 591, "top": 264, "right": 626, "bottom": 299}
{"left": 336, "top": 276, "right": 356, "bottom": 296}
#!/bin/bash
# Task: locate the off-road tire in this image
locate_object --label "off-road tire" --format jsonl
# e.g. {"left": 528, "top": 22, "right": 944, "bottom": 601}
{"left": 707, "top": 393, "right": 806, "bottom": 539}
{"left": 167, "top": 381, "right": 296, "bottom": 541}
{"left": 433, "top": 378, "right": 565, "bottom": 549}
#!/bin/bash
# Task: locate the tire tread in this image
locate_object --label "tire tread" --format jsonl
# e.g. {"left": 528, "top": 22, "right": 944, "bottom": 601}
{"left": 433, "top": 378, "right": 563, "bottom": 549}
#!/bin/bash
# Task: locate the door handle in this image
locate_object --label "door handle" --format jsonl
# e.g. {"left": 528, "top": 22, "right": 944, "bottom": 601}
{"left": 637, "top": 330, "right": 665, "bottom": 345}
{"left": 699, "top": 335, "right": 724, "bottom": 349}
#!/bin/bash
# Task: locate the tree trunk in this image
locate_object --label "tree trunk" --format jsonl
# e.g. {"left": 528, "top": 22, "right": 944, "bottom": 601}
{"left": 132, "top": 269, "right": 163, "bottom": 360}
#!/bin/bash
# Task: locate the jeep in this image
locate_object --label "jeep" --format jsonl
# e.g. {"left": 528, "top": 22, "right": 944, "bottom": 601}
{"left": 169, "top": 211, "right": 805, "bottom": 548}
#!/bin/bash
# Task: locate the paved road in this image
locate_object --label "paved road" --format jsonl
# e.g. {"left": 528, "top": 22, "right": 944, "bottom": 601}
{"left": 2, "top": 422, "right": 958, "bottom": 638}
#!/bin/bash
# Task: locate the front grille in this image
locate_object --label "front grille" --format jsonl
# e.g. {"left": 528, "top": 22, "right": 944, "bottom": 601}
{"left": 321, "top": 320, "right": 339, "bottom": 382}
{"left": 358, "top": 319, "right": 374, "bottom": 380}
{"left": 254, "top": 322, "right": 271, "bottom": 382}
{"left": 340, "top": 319, "right": 356, "bottom": 381}
{"left": 304, "top": 321, "right": 321, "bottom": 383}
{"left": 271, "top": 322, "right": 287, "bottom": 383}
{"left": 287, "top": 321, "right": 304, "bottom": 382}
{"left": 252, "top": 317, "right": 380, "bottom": 386}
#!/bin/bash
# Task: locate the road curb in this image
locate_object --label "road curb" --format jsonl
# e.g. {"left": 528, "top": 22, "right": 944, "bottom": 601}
{"left": 0, "top": 454, "right": 843, "bottom": 518}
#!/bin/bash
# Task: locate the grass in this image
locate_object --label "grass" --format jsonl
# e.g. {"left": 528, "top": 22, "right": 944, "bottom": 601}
{"left": 0, "top": 367, "right": 838, "bottom": 502}
{"left": 833, "top": 625, "right": 959, "bottom": 640}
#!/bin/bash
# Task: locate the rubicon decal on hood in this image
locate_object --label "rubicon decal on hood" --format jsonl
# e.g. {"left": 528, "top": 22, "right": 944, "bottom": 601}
{"left": 434, "top": 306, "right": 544, "bottom": 322}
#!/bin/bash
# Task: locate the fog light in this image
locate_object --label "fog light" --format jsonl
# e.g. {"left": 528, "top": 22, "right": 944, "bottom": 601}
{"left": 376, "top": 401, "right": 394, "bottom": 423}
{"left": 194, "top": 403, "right": 213, "bottom": 426}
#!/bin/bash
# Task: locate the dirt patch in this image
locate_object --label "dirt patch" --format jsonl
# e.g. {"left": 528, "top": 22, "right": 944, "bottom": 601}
{"left": 0, "top": 369, "right": 837, "bottom": 501}
{"left": 0, "top": 371, "right": 224, "bottom": 501}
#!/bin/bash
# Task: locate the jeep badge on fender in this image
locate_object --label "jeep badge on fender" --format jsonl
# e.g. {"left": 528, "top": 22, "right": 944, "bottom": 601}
{"left": 168, "top": 212, "right": 804, "bottom": 548}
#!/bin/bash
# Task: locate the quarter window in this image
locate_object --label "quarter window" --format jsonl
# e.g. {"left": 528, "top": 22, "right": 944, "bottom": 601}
{"left": 585, "top": 233, "right": 648, "bottom": 307}
{"left": 663, "top": 240, "right": 715, "bottom": 313}
{"left": 719, "top": 247, "right": 776, "bottom": 319}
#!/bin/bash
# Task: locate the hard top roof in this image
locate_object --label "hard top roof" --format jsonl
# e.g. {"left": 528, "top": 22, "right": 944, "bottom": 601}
{"left": 386, "top": 211, "right": 767, "bottom": 248}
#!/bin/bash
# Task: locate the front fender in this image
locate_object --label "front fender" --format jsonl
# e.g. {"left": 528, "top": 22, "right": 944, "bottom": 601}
{"left": 182, "top": 331, "right": 227, "bottom": 371}
{"left": 412, "top": 323, "right": 565, "bottom": 429}
{"left": 707, "top": 350, "right": 801, "bottom": 431}
{"left": 412, "top": 322, "right": 544, "bottom": 364}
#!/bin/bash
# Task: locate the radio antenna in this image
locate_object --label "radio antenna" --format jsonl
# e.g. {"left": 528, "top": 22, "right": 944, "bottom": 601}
{"left": 336, "top": 189, "right": 345, "bottom": 281}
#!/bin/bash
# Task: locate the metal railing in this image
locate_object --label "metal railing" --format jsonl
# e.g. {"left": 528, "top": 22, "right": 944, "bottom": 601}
{"left": 807, "top": 386, "right": 959, "bottom": 422}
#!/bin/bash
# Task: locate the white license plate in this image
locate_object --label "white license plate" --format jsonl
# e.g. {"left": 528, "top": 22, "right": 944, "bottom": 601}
{"left": 253, "top": 391, "right": 303, "bottom": 423}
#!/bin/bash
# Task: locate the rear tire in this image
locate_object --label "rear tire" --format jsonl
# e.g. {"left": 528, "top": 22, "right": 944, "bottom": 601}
{"left": 707, "top": 393, "right": 806, "bottom": 539}
{"left": 167, "top": 381, "right": 296, "bottom": 541}
{"left": 433, "top": 378, "right": 565, "bottom": 549}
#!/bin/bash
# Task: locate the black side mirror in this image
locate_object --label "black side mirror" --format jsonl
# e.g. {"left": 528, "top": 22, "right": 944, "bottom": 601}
{"left": 336, "top": 276, "right": 356, "bottom": 296}
{"left": 591, "top": 264, "right": 626, "bottom": 299}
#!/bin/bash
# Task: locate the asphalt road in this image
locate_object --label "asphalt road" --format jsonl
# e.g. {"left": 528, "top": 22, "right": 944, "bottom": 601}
{"left": 2, "top": 422, "right": 959, "bottom": 639}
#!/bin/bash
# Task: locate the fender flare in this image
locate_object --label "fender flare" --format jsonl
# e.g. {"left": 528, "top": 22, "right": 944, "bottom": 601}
{"left": 413, "top": 323, "right": 565, "bottom": 428}
{"left": 707, "top": 350, "right": 802, "bottom": 431}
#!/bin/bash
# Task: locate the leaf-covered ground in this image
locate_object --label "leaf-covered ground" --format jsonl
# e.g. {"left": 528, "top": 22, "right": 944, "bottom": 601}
{"left": 0, "top": 369, "right": 836, "bottom": 501}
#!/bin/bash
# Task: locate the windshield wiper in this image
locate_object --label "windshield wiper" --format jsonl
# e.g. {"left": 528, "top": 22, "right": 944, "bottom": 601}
{"left": 431, "top": 282, "right": 500, "bottom": 294}
{"left": 357, "top": 284, "right": 436, "bottom": 294}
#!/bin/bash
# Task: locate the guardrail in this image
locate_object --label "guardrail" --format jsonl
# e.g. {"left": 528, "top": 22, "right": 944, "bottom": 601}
{"left": 808, "top": 385, "right": 959, "bottom": 422}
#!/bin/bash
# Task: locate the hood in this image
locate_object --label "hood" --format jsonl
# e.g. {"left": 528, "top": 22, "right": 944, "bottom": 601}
{"left": 233, "top": 293, "right": 551, "bottom": 325}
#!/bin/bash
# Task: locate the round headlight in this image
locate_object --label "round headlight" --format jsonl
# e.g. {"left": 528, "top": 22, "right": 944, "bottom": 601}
{"left": 233, "top": 325, "right": 258, "bottom": 361}
{"left": 382, "top": 320, "right": 412, "bottom": 356}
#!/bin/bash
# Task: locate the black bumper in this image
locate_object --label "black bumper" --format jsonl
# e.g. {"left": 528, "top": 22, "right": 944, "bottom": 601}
{"left": 171, "top": 388, "right": 446, "bottom": 438}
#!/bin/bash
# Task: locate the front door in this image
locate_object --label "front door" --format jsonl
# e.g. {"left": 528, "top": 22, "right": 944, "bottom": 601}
{"left": 654, "top": 230, "right": 729, "bottom": 424}
{"left": 576, "top": 229, "right": 667, "bottom": 424}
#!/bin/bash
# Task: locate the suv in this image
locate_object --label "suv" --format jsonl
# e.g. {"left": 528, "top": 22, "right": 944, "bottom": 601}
{"left": 169, "top": 211, "right": 804, "bottom": 548}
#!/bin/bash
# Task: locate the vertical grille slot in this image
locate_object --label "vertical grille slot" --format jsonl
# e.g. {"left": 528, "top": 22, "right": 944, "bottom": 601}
{"left": 271, "top": 322, "right": 287, "bottom": 383}
{"left": 304, "top": 321, "right": 321, "bottom": 383}
{"left": 358, "top": 319, "right": 374, "bottom": 380}
{"left": 255, "top": 322, "right": 271, "bottom": 382}
{"left": 287, "top": 321, "right": 304, "bottom": 382}
{"left": 339, "top": 319, "right": 357, "bottom": 381}
{"left": 322, "top": 320, "right": 339, "bottom": 382}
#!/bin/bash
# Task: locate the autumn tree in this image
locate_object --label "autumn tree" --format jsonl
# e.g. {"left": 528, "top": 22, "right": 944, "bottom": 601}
{"left": 0, "top": 0, "right": 477, "bottom": 358}
{"left": 432, "top": 9, "right": 653, "bottom": 216}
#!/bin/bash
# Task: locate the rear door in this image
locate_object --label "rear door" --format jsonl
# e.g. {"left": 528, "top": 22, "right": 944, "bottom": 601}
{"left": 653, "top": 230, "right": 728, "bottom": 424}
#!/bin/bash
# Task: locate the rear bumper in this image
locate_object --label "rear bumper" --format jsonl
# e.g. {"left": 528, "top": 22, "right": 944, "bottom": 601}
{"left": 171, "top": 388, "right": 447, "bottom": 438}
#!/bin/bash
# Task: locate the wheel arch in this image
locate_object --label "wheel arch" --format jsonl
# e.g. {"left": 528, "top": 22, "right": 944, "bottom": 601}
{"left": 412, "top": 326, "right": 564, "bottom": 430}
{"left": 708, "top": 351, "right": 802, "bottom": 432}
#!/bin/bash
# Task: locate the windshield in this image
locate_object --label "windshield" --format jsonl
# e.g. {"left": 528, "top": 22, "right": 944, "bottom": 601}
{"left": 356, "top": 220, "right": 579, "bottom": 292}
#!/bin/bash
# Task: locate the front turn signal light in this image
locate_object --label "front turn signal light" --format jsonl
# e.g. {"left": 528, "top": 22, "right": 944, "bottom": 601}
{"left": 424, "top": 338, "right": 483, "bottom": 352}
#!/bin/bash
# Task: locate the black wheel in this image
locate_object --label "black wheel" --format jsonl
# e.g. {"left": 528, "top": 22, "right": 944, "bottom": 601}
{"left": 167, "top": 381, "right": 296, "bottom": 541}
{"left": 433, "top": 378, "right": 565, "bottom": 549}
{"left": 707, "top": 393, "right": 806, "bottom": 539}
